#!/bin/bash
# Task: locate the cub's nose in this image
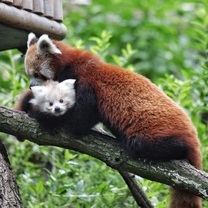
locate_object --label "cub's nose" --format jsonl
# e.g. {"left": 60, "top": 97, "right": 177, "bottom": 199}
{"left": 55, "top": 107, "right": 60, "bottom": 112}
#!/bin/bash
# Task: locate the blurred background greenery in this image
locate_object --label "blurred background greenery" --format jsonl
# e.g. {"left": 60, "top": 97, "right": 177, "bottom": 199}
{"left": 0, "top": 0, "right": 208, "bottom": 207}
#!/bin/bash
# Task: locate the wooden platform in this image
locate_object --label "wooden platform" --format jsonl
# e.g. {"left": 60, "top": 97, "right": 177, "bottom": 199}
{"left": 0, "top": 1, "right": 67, "bottom": 52}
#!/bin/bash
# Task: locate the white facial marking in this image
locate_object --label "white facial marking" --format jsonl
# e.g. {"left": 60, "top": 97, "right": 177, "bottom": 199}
{"left": 26, "top": 68, "right": 33, "bottom": 76}
{"left": 40, "top": 62, "right": 54, "bottom": 79}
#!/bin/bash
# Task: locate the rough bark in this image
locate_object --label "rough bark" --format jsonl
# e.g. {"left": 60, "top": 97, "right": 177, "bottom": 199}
{"left": 0, "top": 138, "right": 23, "bottom": 207}
{"left": 0, "top": 105, "right": 208, "bottom": 201}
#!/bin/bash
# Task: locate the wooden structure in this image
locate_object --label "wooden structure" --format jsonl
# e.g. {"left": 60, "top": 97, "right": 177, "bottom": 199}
{"left": 0, "top": 0, "right": 67, "bottom": 52}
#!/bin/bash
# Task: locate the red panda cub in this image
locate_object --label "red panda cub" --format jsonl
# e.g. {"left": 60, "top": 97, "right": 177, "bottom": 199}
{"left": 30, "top": 79, "right": 76, "bottom": 116}
{"left": 15, "top": 79, "right": 77, "bottom": 135}
{"left": 22, "top": 33, "right": 202, "bottom": 208}
{"left": 15, "top": 79, "right": 105, "bottom": 136}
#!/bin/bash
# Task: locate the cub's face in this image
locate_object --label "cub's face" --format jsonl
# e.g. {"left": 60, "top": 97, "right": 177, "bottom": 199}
{"left": 29, "top": 79, "right": 76, "bottom": 116}
{"left": 25, "top": 33, "right": 62, "bottom": 87}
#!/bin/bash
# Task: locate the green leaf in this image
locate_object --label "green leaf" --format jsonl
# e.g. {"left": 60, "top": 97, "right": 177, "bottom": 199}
{"left": 56, "top": 185, "right": 73, "bottom": 194}
{"left": 75, "top": 180, "right": 85, "bottom": 192}
{"left": 36, "top": 181, "right": 44, "bottom": 194}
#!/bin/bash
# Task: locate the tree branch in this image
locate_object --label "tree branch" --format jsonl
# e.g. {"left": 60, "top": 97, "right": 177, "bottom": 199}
{"left": 118, "top": 170, "right": 154, "bottom": 208}
{"left": 0, "top": 105, "right": 208, "bottom": 201}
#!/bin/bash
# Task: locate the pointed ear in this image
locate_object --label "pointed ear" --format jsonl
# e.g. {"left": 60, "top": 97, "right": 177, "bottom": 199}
{"left": 29, "top": 98, "right": 37, "bottom": 106}
{"left": 37, "top": 34, "right": 62, "bottom": 55}
{"left": 27, "top": 33, "right": 38, "bottom": 48}
{"left": 30, "top": 86, "right": 47, "bottom": 98}
{"left": 59, "top": 79, "right": 76, "bottom": 90}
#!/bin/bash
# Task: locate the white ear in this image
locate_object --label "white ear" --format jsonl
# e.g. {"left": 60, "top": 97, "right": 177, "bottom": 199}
{"left": 29, "top": 98, "right": 38, "bottom": 106}
{"left": 30, "top": 86, "right": 47, "bottom": 98}
{"left": 59, "top": 79, "right": 76, "bottom": 90}
{"left": 27, "top": 32, "right": 37, "bottom": 48}
{"left": 37, "top": 34, "right": 62, "bottom": 55}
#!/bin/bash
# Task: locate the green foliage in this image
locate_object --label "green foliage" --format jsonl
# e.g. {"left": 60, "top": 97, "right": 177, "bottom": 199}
{"left": 0, "top": 50, "right": 26, "bottom": 106}
{"left": 0, "top": 0, "right": 208, "bottom": 207}
{"left": 90, "top": 30, "right": 112, "bottom": 59}
{"left": 63, "top": 0, "right": 203, "bottom": 80}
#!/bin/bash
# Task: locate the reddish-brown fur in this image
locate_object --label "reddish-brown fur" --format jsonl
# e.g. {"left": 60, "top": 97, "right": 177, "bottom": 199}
{"left": 23, "top": 37, "right": 202, "bottom": 207}
{"left": 14, "top": 89, "right": 33, "bottom": 141}
{"left": 14, "top": 90, "right": 32, "bottom": 111}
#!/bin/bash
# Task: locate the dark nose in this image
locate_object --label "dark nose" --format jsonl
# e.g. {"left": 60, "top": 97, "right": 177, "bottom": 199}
{"left": 55, "top": 107, "right": 60, "bottom": 112}
{"left": 29, "top": 84, "right": 36, "bottom": 89}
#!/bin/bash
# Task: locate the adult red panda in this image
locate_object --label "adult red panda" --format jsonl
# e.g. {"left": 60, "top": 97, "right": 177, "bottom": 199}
{"left": 22, "top": 33, "right": 202, "bottom": 208}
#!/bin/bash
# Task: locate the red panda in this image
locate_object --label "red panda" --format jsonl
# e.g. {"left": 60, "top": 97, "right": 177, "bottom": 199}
{"left": 15, "top": 79, "right": 77, "bottom": 135}
{"left": 21, "top": 33, "right": 202, "bottom": 208}
{"left": 15, "top": 79, "right": 105, "bottom": 136}
{"left": 30, "top": 79, "right": 76, "bottom": 116}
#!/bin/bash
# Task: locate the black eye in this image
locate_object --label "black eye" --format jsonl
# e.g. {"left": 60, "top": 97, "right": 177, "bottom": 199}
{"left": 49, "top": 102, "right": 53, "bottom": 106}
{"left": 34, "top": 73, "right": 38, "bottom": 78}
{"left": 60, "top": 99, "right": 63, "bottom": 103}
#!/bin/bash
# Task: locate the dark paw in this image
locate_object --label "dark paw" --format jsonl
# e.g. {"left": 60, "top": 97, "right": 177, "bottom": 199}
{"left": 48, "top": 128, "right": 59, "bottom": 136}
{"left": 142, "top": 158, "right": 161, "bottom": 165}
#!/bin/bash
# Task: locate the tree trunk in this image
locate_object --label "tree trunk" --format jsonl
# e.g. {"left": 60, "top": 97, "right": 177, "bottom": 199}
{"left": 0, "top": 138, "right": 23, "bottom": 207}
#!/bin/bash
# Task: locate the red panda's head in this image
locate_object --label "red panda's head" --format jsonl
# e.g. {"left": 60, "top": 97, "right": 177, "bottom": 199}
{"left": 29, "top": 79, "right": 76, "bottom": 116}
{"left": 25, "top": 33, "right": 62, "bottom": 87}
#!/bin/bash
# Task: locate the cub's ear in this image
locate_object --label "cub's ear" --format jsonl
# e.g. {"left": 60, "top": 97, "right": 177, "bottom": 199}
{"left": 37, "top": 34, "right": 62, "bottom": 55}
{"left": 27, "top": 33, "right": 38, "bottom": 48}
{"left": 59, "top": 79, "right": 76, "bottom": 90}
{"left": 30, "top": 86, "right": 47, "bottom": 99}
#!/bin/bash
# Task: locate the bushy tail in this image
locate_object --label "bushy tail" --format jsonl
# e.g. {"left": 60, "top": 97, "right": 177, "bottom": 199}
{"left": 169, "top": 146, "right": 202, "bottom": 208}
{"left": 170, "top": 188, "right": 201, "bottom": 208}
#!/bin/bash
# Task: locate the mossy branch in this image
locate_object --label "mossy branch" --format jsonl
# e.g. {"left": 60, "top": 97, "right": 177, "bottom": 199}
{"left": 0, "top": 105, "right": 208, "bottom": 201}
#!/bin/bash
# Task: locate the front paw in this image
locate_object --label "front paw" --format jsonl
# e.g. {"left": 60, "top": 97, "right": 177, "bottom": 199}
{"left": 47, "top": 128, "right": 60, "bottom": 136}
{"left": 39, "top": 123, "right": 60, "bottom": 136}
